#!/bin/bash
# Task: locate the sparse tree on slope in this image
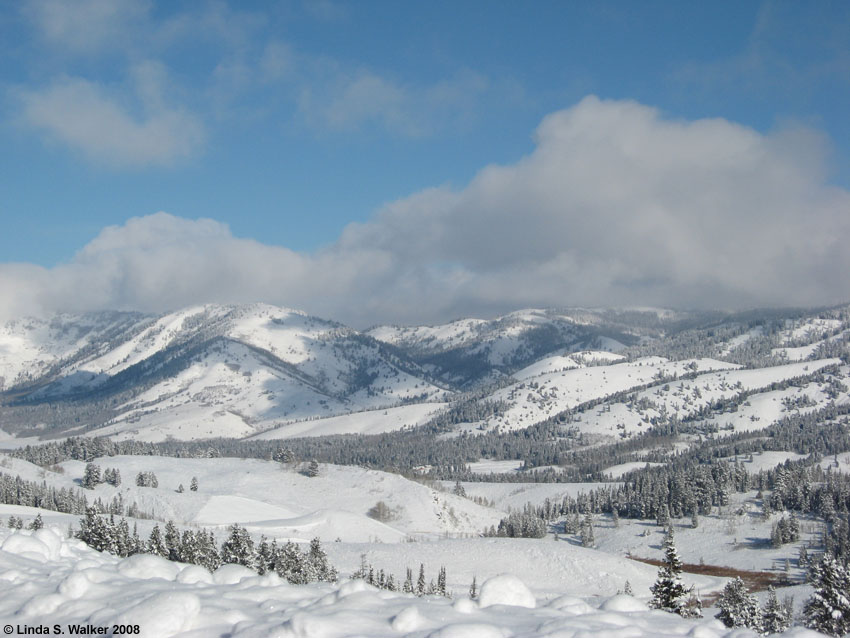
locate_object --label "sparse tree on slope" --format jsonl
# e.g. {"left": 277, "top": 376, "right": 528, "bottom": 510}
{"left": 307, "top": 459, "right": 320, "bottom": 477}
{"left": 649, "top": 528, "right": 700, "bottom": 617}
{"left": 82, "top": 463, "right": 102, "bottom": 489}
{"left": 580, "top": 513, "right": 595, "bottom": 547}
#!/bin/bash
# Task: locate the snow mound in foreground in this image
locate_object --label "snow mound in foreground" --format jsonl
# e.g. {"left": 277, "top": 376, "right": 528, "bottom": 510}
{"left": 0, "top": 528, "right": 824, "bottom": 637}
{"left": 478, "top": 573, "right": 536, "bottom": 608}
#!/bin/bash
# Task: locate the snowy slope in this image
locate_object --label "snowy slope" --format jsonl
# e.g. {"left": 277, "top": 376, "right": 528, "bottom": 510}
{"left": 48, "top": 455, "right": 502, "bottom": 541}
{"left": 475, "top": 357, "right": 738, "bottom": 433}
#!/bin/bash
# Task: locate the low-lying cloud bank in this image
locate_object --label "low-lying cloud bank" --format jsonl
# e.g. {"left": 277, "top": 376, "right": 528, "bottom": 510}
{"left": 3, "top": 96, "right": 849, "bottom": 326}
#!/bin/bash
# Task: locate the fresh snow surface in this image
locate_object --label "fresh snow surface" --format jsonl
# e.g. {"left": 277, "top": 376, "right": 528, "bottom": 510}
{"left": 249, "top": 402, "right": 447, "bottom": 440}
{"left": 441, "top": 482, "right": 619, "bottom": 512}
{"left": 602, "top": 461, "right": 664, "bottom": 479}
{"left": 3, "top": 526, "right": 823, "bottom": 638}
{"left": 467, "top": 460, "right": 524, "bottom": 474}
{"left": 49, "top": 455, "right": 502, "bottom": 541}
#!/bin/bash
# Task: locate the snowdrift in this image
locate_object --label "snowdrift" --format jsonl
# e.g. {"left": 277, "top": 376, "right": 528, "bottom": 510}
{"left": 0, "top": 527, "right": 824, "bottom": 638}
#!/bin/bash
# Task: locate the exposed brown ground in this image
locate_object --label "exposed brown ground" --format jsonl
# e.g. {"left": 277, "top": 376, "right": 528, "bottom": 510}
{"left": 629, "top": 556, "right": 797, "bottom": 604}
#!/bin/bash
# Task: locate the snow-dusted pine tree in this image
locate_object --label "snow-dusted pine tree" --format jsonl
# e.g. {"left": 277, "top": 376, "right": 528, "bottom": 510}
{"left": 307, "top": 537, "right": 337, "bottom": 582}
{"left": 649, "top": 528, "right": 700, "bottom": 617}
{"left": 417, "top": 563, "right": 426, "bottom": 595}
{"left": 82, "top": 463, "right": 102, "bottom": 489}
{"left": 27, "top": 513, "right": 43, "bottom": 530}
{"left": 580, "top": 514, "right": 595, "bottom": 547}
{"left": 716, "top": 577, "right": 761, "bottom": 630}
{"left": 221, "top": 523, "right": 257, "bottom": 570}
{"left": 147, "top": 524, "right": 168, "bottom": 558}
{"left": 403, "top": 567, "right": 414, "bottom": 594}
{"left": 164, "top": 520, "right": 181, "bottom": 561}
{"left": 761, "top": 585, "right": 791, "bottom": 635}
{"left": 804, "top": 553, "right": 850, "bottom": 637}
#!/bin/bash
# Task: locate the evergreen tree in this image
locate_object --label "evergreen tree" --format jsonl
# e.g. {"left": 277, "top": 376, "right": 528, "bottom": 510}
{"left": 27, "top": 513, "right": 43, "bottom": 530}
{"left": 437, "top": 566, "right": 447, "bottom": 597}
{"left": 273, "top": 541, "right": 307, "bottom": 584}
{"left": 148, "top": 524, "right": 168, "bottom": 558}
{"left": 761, "top": 585, "right": 791, "bottom": 635}
{"left": 469, "top": 575, "right": 478, "bottom": 600}
{"left": 164, "top": 520, "right": 181, "bottom": 561}
{"left": 804, "top": 553, "right": 850, "bottom": 637}
{"left": 417, "top": 563, "right": 426, "bottom": 596}
{"left": 649, "top": 528, "right": 699, "bottom": 617}
{"left": 403, "top": 567, "right": 414, "bottom": 594}
{"left": 179, "top": 530, "right": 200, "bottom": 565}
{"left": 716, "top": 577, "right": 761, "bottom": 630}
{"left": 198, "top": 531, "right": 221, "bottom": 572}
{"left": 307, "top": 537, "right": 337, "bottom": 582}
{"left": 220, "top": 523, "right": 257, "bottom": 570}
{"left": 82, "top": 463, "right": 102, "bottom": 489}
{"left": 580, "top": 513, "right": 595, "bottom": 547}
{"left": 190, "top": 477, "right": 198, "bottom": 492}
{"left": 307, "top": 460, "right": 320, "bottom": 477}
{"left": 76, "top": 507, "right": 111, "bottom": 552}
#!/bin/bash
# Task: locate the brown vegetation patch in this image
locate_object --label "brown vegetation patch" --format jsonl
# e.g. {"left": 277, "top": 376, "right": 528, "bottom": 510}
{"left": 629, "top": 556, "right": 796, "bottom": 604}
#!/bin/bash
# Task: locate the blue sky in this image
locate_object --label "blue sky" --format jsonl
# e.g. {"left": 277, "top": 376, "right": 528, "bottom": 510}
{"left": 1, "top": 1, "right": 849, "bottom": 325}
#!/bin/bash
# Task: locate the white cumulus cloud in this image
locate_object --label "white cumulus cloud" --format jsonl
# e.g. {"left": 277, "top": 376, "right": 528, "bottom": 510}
{"left": 2, "top": 97, "right": 849, "bottom": 325}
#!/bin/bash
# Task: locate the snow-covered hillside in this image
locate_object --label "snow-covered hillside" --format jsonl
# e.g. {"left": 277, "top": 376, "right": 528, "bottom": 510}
{"left": 0, "top": 304, "right": 451, "bottom": 442}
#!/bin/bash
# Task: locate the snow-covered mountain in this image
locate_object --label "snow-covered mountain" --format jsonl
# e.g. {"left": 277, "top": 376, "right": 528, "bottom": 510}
{"left": 0, "top": 303, "right": 848, "bottom": 444}
{"left": 0, "top": 304, "right": 449, "bottom": 441}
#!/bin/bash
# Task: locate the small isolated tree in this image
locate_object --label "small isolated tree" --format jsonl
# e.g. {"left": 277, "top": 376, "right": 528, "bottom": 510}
{"left": 307, "top": 460, "right": 320, "bottom": 478}
{"left": 804, "top": 553, "right": 850, "bottom": 637}
{"left": 367, "top": 501, "right": 394, "bottom": 522}
{"left": 27, "top": 514, "right": 44, "bottom": 531}
{"left": 469, "top": 575, "right": 478, "bottom": 600}
{"left": 190, "top": 477, "right": 199, "bottom": 492}
{"left": 649, "top": 528, "right": 700, "bottom": 617}
{"left": 716, "top": 577, "right": 761, "bottom": 630}
{"left": 452, "top": 481, "right": 466, "bottom": 497}
{"left": 580, "top": 514, "right": 595, "bottom": 547}
{"left": 177, "top": 483, "right": 184, "bottom": 493}
{"left": 761, "top": 585, "right": 792, "bottom": 635}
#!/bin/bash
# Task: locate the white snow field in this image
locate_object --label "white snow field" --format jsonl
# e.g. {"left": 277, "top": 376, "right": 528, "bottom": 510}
{"left": 47, "top": 455, "right": 502, "bottom": 541}
{"left": 0, "top": 526, "right": 825, "bottom": 638}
